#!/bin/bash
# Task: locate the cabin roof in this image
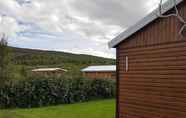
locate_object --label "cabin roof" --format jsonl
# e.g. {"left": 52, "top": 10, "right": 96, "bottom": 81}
{"left": 81, "top": 65, "right": 116, "bottom": 72}
{"left": 32, "top": 68, "right": 67, "bottom": 72}
{"left": 108, "top": 0, "right": 183, "bottom": 48}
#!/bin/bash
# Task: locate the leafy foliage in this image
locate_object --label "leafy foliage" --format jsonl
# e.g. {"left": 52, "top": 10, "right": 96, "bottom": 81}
{"left": 11, "top": 47, "right": 115, "bottom": 66}
{"left": 10, "top": 47, "right": 115, "bottom": 78}
{"left": 0, "top": 35, "right": 13, "bottom": 81}
{"left": 0, "top": 77, "right": 116, "bottom": 109}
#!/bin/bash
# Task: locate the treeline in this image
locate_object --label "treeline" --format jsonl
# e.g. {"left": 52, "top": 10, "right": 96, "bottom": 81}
{"left": 10, "top": 47, "right": 115, "bottom": 78}
{"left": 11, "top": 47, "right": 115, "bottom": 66}
{"left": 0, "top": 35, "right": 14, "bottom": 81}
{"left": 0, "top": 77, "right": 116, "bottom": 109}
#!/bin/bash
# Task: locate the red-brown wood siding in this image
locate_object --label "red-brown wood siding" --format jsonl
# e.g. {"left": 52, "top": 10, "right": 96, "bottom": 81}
{"left": 83, "top": 71, "right": 116, "bottom": 80}
{"left": 117, "top": 1, "right": 186, "bottom": 118}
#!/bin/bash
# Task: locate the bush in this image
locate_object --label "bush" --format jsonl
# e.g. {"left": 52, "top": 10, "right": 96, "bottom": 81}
{"left": 0, "top": 77, "right": 115, "bottom": 109}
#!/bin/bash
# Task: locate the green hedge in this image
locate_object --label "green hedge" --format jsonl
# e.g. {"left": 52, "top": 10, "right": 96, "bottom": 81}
{"left": 0, "top": 77, "right": 115, "bottom": 109}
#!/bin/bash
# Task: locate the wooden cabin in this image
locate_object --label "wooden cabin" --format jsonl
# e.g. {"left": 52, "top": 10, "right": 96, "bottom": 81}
{"left": 31, "top": 68, "right": 67, "bottom": 77}
{"left": 81, "top": 65, "right": 116, "bottom": 80}
{"left": 109, "top": 0, "right": 186, "bottom": 117}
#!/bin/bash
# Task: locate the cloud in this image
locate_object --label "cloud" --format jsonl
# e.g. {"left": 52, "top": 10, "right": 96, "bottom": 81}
{"left": 10, "top": 30, "right": 116, "bottom": 58}
{"left": 69, "top": 0, "right": 160, "bottom": 27}
{"left": 0, "top": 0, "right": 161, "bottom": 58}
{"left": 0, "top": 15, "right": 25, "bottom": 36}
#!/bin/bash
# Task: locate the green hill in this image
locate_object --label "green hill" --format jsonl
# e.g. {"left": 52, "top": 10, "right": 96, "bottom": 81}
{"left": 11, "top": 47, "right": 115, "bottom": 66}
{"left": 10, "top": 47, "right": 115, "bottom": 77}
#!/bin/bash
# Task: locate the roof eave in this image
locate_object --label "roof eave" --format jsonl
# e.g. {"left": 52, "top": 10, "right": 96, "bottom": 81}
{"left": 81, "top": 70, "right": 116, "bottom": 72}
{"left": 108, "top": 0, "right": 183, "bottom": 48}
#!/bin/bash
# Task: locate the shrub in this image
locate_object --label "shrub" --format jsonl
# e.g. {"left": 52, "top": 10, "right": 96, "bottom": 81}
{"left": 0, "top": 77, "right": 115, "bottom": 109}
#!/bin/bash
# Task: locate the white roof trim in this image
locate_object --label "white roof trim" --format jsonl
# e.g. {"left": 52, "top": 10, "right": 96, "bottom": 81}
{"left": 108, "top": 0, "right": 183, "bottom": 48}
{"left": 32, "top": 68, "right": 67, "bottom": 72}
{"left": 81, "top": 65, "right": 116, "bottom": 72}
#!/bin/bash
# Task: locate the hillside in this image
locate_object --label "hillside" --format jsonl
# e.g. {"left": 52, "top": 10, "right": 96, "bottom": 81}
{"left": 10, "top": 47, "right": 115, "bottom": 77}
{"left": 11, "top": 47, "right": 115, "bottom": 66}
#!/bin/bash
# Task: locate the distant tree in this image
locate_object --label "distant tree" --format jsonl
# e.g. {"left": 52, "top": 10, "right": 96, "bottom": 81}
{"left": 20, "top": 66, "right": 27, "bottom": 78}
{"left": 0, "top": 34, "right": 13, "bottom": 82}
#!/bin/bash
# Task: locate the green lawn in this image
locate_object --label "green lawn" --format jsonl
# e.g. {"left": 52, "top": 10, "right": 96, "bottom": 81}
{"left": 0, "top": 99, "right": 115, "bottom": 118}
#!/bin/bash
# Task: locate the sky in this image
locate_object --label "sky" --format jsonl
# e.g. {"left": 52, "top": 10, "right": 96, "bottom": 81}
{"left": 0, "top": 0, "right": 162, "bottom": 58}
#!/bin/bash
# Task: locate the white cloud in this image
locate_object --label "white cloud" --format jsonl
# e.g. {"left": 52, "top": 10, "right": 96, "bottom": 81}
{"left": 0, "top": 0, "right": 162, "bottom": 58}
{"left": 61, "top": 48, "right": 115, "bottom": 59}
{"left": 0, "top": 15, "right": 25, "bottom": 36}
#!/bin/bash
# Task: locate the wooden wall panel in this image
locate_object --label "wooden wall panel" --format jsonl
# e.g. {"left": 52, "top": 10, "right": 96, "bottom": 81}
{"left": 83, "top": 71, "right": 116, "bottom": 80}
{"left": 118, "top": 41, "right": 186, "bottom": 118}
{"left": 117, "top": 1, "right": 186, "bottom": 118}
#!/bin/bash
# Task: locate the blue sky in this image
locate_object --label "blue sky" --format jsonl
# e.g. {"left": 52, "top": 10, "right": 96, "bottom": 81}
{"left": 0, "top": 0, "right": 161, "bottom": 58}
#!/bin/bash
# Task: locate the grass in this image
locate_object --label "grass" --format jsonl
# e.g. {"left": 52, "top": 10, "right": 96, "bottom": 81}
{"left": 0, "top": 99, "right": 115, "bottom": 118}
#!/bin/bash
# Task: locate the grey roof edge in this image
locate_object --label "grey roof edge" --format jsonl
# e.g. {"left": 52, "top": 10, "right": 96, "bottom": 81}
{"left": 81, "top": 70, "right": 116, "bottom": 72}
{"left": 108, "top": 0, "right": 183, "bottom": 48}
{"left": 81, "top": 65, "right": 116, "bottom": 72}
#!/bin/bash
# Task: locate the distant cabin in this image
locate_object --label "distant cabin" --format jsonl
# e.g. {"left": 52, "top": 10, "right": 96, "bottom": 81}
{"left": 31, "top": 68, "right": 67, "bottom": 77}
{"left": 81, "top": 65, "right": 116, "bottom": 80}
{"left": 109, "top": 0, "right": 186, "bottom": 118}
